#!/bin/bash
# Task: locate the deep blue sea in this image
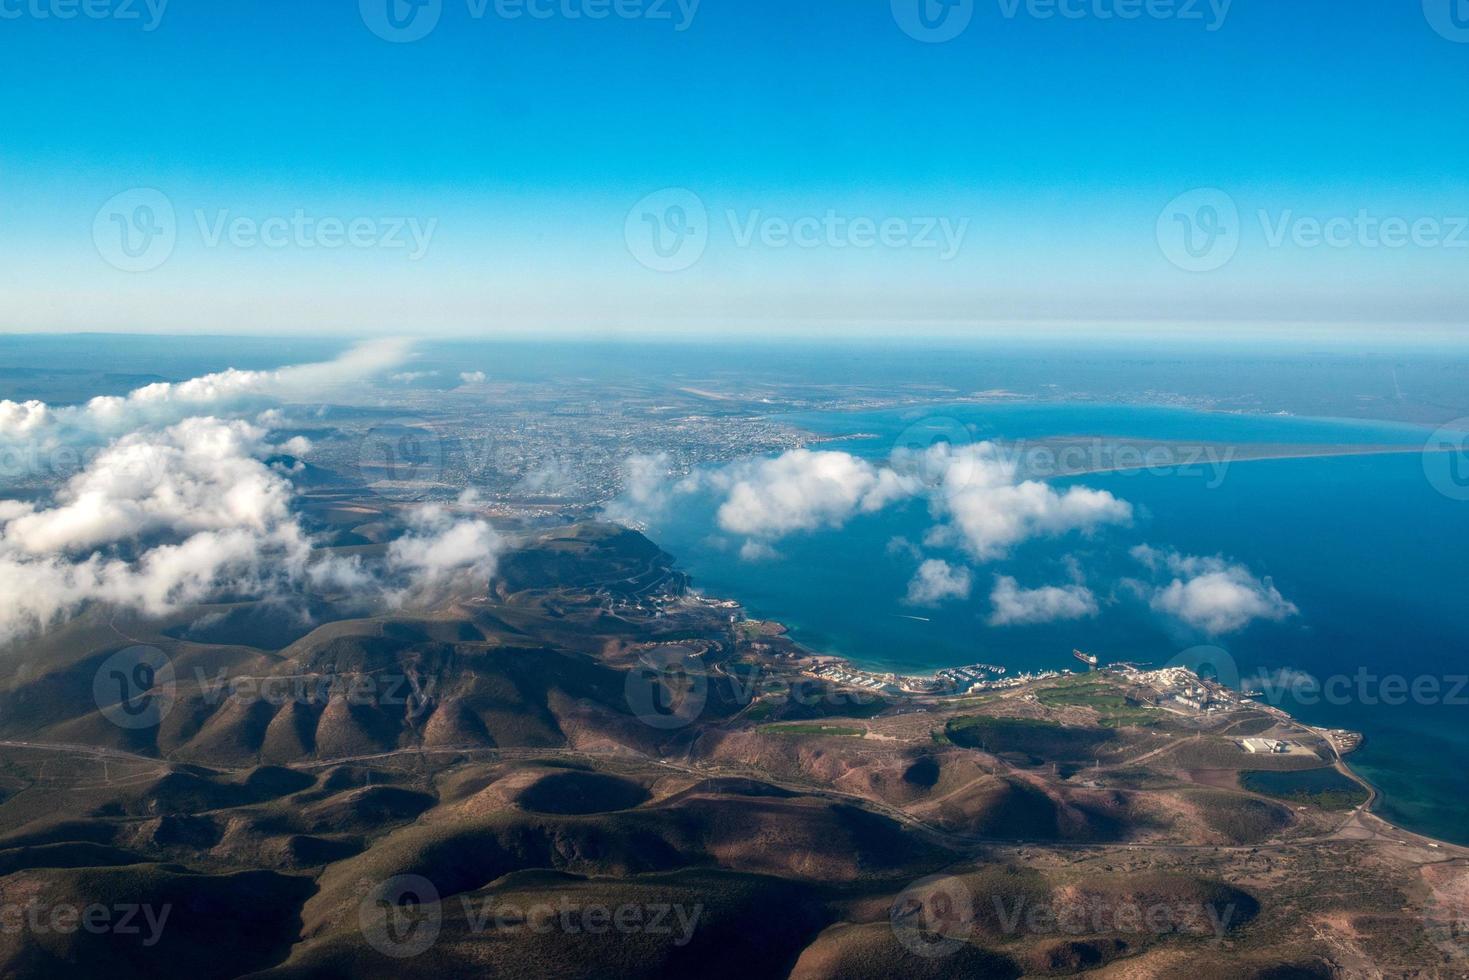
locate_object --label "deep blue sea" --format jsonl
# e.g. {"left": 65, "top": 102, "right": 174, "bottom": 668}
{"left": 3, "top": 336, "right": 1465, "bottom": 845}
{"left": 643, "top": 403, "right": 1469, "bottom": 845}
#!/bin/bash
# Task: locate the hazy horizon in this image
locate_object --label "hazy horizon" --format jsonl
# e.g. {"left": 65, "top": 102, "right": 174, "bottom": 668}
{"left": 3, "top": 2, "right": 1466, "bottom": 335}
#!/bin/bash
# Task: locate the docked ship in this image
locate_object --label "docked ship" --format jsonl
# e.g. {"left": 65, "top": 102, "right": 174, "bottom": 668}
{"left": 1073, "top": 648, "right": 1099, "bottom": 668}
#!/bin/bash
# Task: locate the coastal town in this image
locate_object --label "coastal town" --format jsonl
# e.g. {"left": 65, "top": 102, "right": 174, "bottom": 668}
{"left": 721, "top": 614, "right": 1370, "bottom": 762}
{"left": 805, "top": 659, "right": 1068, "bottom": 696}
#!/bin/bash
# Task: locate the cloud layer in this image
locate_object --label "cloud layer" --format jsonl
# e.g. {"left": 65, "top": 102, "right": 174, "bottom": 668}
{"left": 0, "top": 339, "right": 410, "bottom": 454}
{"left": 712, "top": 449, "right": 914, "bottom": 540}
{"left": 387, "top": 494, "right": 502, "bottom": 594}
{"left": 601, "top": 453, "right": 677, "bottom": 528}
{"left": 905, "top": 559, "right": 973, "bottom": 606}
{"left": 987, "top": 575, "right": 1099, "bottom": 626}
{"left": 1132, "top": 545, "right": 1298, "bottom": 634}
{"left": 914, "top": 443, "right": 1133, "bottom": 561}
{"left": 660, "top": 443, "right": 1132, "bottom": 566}
{"left": 595, "top": 439, "right": 1299, "bottom": 640}
{"left": 0, "top": 418, "right": 318, "bottom": 642}
{"left": 0, "top": 342, "right": 509, "bottom": 645}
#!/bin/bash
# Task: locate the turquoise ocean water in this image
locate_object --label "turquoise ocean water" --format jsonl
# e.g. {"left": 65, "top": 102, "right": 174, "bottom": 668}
{"left": 642, "top": 404, "right": 1469, "bottom": 845}
{"left": 4, "top": 336, "right": 1464, "bottom": 844}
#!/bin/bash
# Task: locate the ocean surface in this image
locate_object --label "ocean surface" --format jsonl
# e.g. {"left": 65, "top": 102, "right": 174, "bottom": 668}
{"left": 642, "top": 403, "right": 1469, "bottom": 845}
{"left": 3, "top": 335, "right": 1465, "bottom": 844}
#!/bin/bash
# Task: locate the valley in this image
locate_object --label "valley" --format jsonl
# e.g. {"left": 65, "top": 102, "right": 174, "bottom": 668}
{"left": 0, "top": 504, "right": 1462, "bottom": 977}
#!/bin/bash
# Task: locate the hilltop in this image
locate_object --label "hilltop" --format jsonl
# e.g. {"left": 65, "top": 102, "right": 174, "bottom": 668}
{"left": 0, "top": 516, "right": 1461, "bottom": 978}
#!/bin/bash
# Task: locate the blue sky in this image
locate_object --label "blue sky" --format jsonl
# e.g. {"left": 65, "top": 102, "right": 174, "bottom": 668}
{"left": 0, "top": 0, "right": 1466, "bottom": 336}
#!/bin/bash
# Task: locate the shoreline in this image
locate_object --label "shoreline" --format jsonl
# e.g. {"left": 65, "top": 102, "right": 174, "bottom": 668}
{"left": 724, "top": 599, "right": 1469, "bottom": 855}
{"left": 667, "top": 403, "right": 1468, "bottom": 855}
{"left": 1046, "top": 442, "right": 1455, "bottom": 479}
{"left": 775, "top": 396, "right": 1461, "bottom": 435}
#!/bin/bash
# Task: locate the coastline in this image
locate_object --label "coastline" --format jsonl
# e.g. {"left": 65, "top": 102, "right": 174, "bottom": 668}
{"left": 777, "top": 395, "right": 1461, "bottom": 434}
{"left": 662, "top": 399, "right": 1469, "bottom": 856}
{"left": 721, "top": 595, "right": 1469, "bottom": 855}
{"left": 1047, "top": 442, "right": 1456, "bottom": 480}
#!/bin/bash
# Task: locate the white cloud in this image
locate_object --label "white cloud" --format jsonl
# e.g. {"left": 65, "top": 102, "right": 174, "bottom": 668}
{"left": 384, "top": 491, "right": 505, "bottom": 601}
{"left": 987, "top": 575, "right": 1099, "bottom": 626}
{"left": 0, "top": 501, "right": 32, "bottom": 522}
{"left": 919, "top": 443, "right": 1133, "bottom": 561}
{"left": 517, "top": 458, "right": 575, "bottom": 496}
{"left": 886, "top": 536, "right": 923, "bottom": 561}
{"left": 3, "top": 418, "right": 290, "bottom": 557}
{"left": 602, "top": 453, "right": 677, "bottom": 527}
{"left": 905, "top": 559, "right": 972, "bottom": 606}
{"left": 711, "top": 449, "right": 916, "bottom": 540}
{"left": 0, "top": 429, "right": 504, "bottom": 644}
{"left": 1131, "top": 545, "right": 1298, "bottom": 635}
{"left": 0, "top": 338, "right": 411, "bottom": 451}
{"left": 664, "top": 444, "right": 1129, "bottom": 564}
{"left": 459, "top": 371, "right": 487, "bottom": 384}
{"left": 389, "top": 518, "right": 501, "bottom": 585}
{"left": 255, "top": 337, "right": 413, "bottom": 397}
{"left": 0, "top": 400, "right": 50, "bottom": 436}
{"left": 0, "top": 418, "right": 318, "bottom": 643}
{"left": 278, "top": 435, "right": 313, "bottom": 457}
{"left": 738, "top": 540, "right": 781, "bottom": 562}
{"left": 1250, "top": 666, "right": 1319, "bottom": 700}
{"left": 0, "top": 341, "right": 517, "bottom": 645}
